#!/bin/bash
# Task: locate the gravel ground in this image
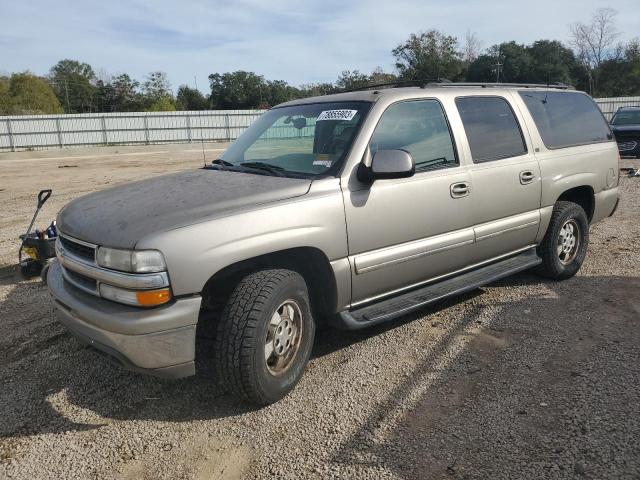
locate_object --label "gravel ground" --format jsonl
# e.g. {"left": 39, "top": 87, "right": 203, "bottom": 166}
{"left": 0, "top": 146, "right": 638, "bottom": 479}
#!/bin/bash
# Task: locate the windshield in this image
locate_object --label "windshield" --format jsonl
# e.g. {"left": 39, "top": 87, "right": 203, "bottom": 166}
{"left": 220, "top": 101, "right": 371, "bottom": 177}
{"left": 611, "top": 109, "right": 640, "bottom": 125}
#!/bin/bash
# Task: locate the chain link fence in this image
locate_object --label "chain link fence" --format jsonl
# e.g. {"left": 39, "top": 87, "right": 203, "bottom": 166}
{"left": 1, "top": 97, "right": 638, "bottom": 152}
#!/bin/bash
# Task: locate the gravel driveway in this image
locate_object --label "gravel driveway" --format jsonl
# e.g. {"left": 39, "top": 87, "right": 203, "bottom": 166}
{"left": 0, "top": 146, "right": 638, "bottom": 479}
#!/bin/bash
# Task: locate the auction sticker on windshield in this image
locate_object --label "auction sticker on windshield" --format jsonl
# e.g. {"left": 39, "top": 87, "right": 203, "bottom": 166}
{"left": 317, "top": 109, "right": 358, "bottom": 121}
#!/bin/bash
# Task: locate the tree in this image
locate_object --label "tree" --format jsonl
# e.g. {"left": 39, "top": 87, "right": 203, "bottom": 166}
{"left": 299, "top": 82, "right": 338, "bottom": 97}
{"left": 597, "top": 39, "right": 640, "bottom": 96}
{"left": 570, "top": 7, "right": 621, "bottom": 93}
{"left": 467, "top": 42, "right": 530, "bottom": 82}
{"left": 147, "top": 96, "right": 176, "bottom": 112}
{"left": 0, "top": 77, "right": 9, "bottom": 113}
{"left": 176, "top": 85, "right": 209, "bottom": 110}
{"left": 392, "top": 30, "right": 463, "bottom": 81}
{"left": 49, "top": 59, "right": 96, "bottom": 113}
{"left": 208, "top": 71, "right": 266, "bottom": 109}
{"left": 466, "top": 40, "right": 586, "bottom": 87}
{"left": 335, "top": 70, "right": 371, "bottom": 91}
{"left": 143, "top": 71, "right": 172, "bottom": 101}
{"left": 462, "top": 31, "right": 483, "bottom": 66}
{"left": 368, "top": 67, "right": 398, "bottom": 86}
{"left": 0, "top": 73, "right": 63, "bottom": 115}
{"left": 264, "top": 80, "right": 299, "bottom": 107}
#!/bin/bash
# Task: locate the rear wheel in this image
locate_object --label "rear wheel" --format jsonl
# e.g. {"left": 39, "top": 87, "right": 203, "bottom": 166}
{"left": 214, "top": 269, "right": 315, "bottom": 405}
{"left": 536, "top": 201, "right": 589, "bottom": 280}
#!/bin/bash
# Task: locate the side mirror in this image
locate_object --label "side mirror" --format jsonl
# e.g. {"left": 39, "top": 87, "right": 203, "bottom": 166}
{"left": 358, "top": 149, "right": 415, "bottom": 182}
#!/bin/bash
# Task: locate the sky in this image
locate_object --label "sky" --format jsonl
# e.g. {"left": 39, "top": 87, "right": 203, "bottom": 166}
{"left": 1, "top": 0, "right": 639, "bottom": 91}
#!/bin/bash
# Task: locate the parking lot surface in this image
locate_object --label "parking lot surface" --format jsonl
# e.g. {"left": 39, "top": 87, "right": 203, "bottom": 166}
{"left": 0, "top": 145, "right": 639, "bottom": 479}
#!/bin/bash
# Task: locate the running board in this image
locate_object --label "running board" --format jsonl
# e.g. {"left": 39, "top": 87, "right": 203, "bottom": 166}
{"left": 334, "top": 248, "right": 541, "bottom": 330}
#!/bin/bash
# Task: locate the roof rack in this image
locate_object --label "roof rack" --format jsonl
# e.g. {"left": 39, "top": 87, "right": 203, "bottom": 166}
{"left": 424, "top": 82, "right": 574, "bottom": 90}
{"left": 343, "top": 80, "right": 574, "bottom": 93}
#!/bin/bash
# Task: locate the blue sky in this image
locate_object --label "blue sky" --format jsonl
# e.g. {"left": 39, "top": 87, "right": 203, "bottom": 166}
{"left": 1, "top": 0, "right": 639, "bottom": 91}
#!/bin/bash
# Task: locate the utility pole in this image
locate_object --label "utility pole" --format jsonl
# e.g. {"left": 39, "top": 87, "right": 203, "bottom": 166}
{"left": 494, "top": 46, "right": 503, "bottom": 83}
{"left": 64, "top": 79, "right": 70, "bottom": 112}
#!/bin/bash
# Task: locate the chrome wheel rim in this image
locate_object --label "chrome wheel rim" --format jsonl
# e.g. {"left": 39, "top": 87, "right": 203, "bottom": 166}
{"left": 265, "top": 300, "right": 303, "bottom": 376}
{"left": 557, "top": 219, "right": 580, "bottom": 265}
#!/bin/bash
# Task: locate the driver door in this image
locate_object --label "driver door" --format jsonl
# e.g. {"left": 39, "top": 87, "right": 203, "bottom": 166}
{"left": 343, "top": 99, "right": 475, "bottom": 305}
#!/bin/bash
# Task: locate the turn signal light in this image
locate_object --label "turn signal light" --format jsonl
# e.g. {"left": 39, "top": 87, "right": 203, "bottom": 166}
{"left": 136, "top": 288, "right": 172, "bottom": 307}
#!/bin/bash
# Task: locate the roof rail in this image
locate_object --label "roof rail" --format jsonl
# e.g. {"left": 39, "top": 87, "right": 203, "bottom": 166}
{"left": 341, "top": 79, "right": 435, "bottom": 93}
{"left": 425, "top": 81, "right": 574, "bottom": 90}
{"left": 341, "top": 80, "right": 574, "bottom": 94}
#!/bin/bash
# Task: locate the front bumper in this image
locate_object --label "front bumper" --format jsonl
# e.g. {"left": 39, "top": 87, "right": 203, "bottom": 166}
{"left": 47, "top": 261, "right": 201, "bottom": 378}
{"left": 617, "top": 139, "right": 640, "bottom": 157}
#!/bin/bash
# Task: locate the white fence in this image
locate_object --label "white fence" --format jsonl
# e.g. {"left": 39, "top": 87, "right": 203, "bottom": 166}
{"left": 0, "top": 110, "right": 266, "bottom": 152}
{"left": 594, "top": 96, "right": 640, "bottom": 121}
{"left": 1, "top": 96, "right": 638, "bottom": 152}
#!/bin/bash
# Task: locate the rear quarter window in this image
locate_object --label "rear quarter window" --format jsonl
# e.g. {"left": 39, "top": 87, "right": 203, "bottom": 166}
{"left": 518, "top": 91, "right": 611, "bottom": 149}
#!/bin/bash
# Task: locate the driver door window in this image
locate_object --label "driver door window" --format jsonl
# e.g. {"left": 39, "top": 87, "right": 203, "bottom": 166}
{"left": 370, "top": 100, "right": 458, "bottom": 172}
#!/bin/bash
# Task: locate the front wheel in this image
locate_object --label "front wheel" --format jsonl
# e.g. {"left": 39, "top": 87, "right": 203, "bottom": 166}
{"left": 214, "top": 269, "right": 315, "bottom": 405}
{"left": 536, "top": 201, "right": 589, "bottom": 280}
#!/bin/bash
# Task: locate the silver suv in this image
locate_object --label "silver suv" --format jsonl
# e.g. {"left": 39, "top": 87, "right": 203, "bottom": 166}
{"left": 47, "top": 83, "right": 620, "bottom": 405}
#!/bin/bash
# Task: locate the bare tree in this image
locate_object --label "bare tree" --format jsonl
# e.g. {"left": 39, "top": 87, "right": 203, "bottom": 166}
{"left": 462, "top": 30, "right": 483, "bottom": 65}
{"left": 570, "top": 7, "right": 620, "bottom": 70}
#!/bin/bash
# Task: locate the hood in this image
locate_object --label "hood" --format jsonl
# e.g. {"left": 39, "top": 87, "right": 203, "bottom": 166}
{"left": 611, "top": 124, "right": 640, "bottom": 133}
{"left": 58, "top": 169, "right": 311, "bottom": 248}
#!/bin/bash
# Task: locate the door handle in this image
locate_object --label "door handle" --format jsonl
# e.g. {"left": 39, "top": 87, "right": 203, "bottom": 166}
{"left": 519, "top": 170, "right": 535, "bottom": 185}
{"left": 450, "top": 181, "right": 471, "bottom": 198}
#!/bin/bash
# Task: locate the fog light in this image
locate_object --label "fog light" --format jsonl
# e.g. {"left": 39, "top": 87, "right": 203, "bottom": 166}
{"left": 99, "top": 283, "right": 172, "bottom": 307}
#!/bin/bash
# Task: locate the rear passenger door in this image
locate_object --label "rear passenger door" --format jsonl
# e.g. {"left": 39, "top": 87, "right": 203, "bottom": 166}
{"left": 454, "top": 95, "right": 542, "bottom": 264}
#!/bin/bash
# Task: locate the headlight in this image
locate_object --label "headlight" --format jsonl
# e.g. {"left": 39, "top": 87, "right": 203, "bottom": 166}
{"left": 99, "top": 284, "right": 172, "bottom": 307}
{"left": 97, "top": 247, "right": 166, "bottom": 273}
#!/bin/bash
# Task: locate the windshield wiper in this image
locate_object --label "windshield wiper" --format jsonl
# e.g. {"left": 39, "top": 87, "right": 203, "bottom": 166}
{"left": 240, "top": 161, "right": 286, "bottom": 176}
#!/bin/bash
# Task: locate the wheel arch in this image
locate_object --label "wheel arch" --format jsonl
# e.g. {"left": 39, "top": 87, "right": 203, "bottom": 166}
{"left": 199, "top": 247, "right": 339, "bottom": 322}
{"left": 556, "top": 185, "right": 595, "bottom": 222}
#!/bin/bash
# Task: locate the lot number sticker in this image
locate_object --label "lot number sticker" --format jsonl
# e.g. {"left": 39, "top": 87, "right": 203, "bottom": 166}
{"left": 317, "top": 109, "right": 358, "bottom": 121}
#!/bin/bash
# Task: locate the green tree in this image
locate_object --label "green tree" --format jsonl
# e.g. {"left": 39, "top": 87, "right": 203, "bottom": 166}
{"left": 368, "top": 67, "right": 398, "bottom": 86}
{"left": 208, "top": 71, "right": 266, "bottom": 109}
{"left": 265, "top": 80, "right": 300, "bottom": 107}
{"left": 0, "top": 73, "right": 63, "bottom": 115}
{"left": 392, "top": 30, "right": 463, "bottom": 81}
{"left": 335, "top": 70, "right": 371, "bottom": 91}
{"left": 299, "top": 82, "right": 338, "bottom": 97}
{"left": 597, "top": 39, "right": 640, "bottom": 96}
{"left": 143, "top": 71, "right": 171, "bottom": 101}
{"left": 0, "top": 76, "right": 9, "bottom": 113}
{"left": 147, "top": 96, "right": 176, "bottom": 111}
{"left": 49, "top": 59, "right": 96, "bottom": 113}
{"left": 176, "top": 85, "right": 209, "bottom": 110}
{"left": 466, "top": 40, "right": 586, "bottom": 87}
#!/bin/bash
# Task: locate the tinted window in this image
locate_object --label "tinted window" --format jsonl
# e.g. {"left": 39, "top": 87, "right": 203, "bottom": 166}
{"left": 519, "top": 91, "right": 611, "bottom": 149}
{"left": 611, "top": 109, "right": 640, "bottom": 126}
{"left": 455, "top": 96, "right": 527, "bottom": 162}
{"left": 370, "top": 100, "right": 457, "bottom": 172}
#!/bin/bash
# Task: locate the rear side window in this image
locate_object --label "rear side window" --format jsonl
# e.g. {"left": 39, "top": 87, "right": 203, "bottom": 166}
{"left": 518, "top": 91, "right": 611, "bottom": 149}
{"left": 370, "top": 99, "right": 458, "bottom": 172}
{"left": 455, "top": 96, "right": 527, "bottom": 162}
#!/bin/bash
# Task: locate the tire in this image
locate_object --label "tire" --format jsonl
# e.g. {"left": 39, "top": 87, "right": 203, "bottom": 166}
{"left": 536, "top": 201, "right": 589, "bottom": 280}
{"left": 214, "top": 269, "right": 315, "bottom": 405}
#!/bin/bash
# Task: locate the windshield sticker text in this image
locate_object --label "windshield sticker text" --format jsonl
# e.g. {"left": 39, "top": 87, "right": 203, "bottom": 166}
{"left": 313, "top": 160, "right": 333, "bottom": 167}
{"left": 317, "top": 109, "right": 358, "bottom": 121}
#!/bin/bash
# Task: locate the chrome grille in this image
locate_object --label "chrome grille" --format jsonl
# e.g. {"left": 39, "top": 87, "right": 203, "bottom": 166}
{"left": 59, "top": 235, "right": 96, "bottom": 263}
{"left": 618, "top": 140, "right": 638, "bottom": 152}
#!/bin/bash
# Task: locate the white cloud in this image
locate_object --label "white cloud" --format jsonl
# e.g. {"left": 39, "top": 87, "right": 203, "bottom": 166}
{"left": 1, "top": 0, "right": 638, "bottom": 89}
